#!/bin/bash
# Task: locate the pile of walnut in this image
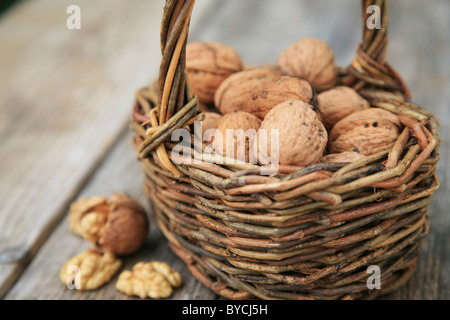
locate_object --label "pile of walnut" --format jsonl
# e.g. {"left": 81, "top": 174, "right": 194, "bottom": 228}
{"left": 187, "top": 39, "right": 401, "bottom": 166}
{"left": 60, "top": 193, "right": 182, "bottom": 299}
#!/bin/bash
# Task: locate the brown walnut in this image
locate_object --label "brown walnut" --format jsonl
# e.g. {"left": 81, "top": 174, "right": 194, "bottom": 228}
{"left": 68, "top": 193, "right": 149, "bottom": 256}
{"left": 257, "top": 99, "right": 328, "bottom": 166}
{"left": 186, "top": 41, "right": 243, "bottom": 104}
{"left": 278, "top": 37, "right": 338, "bottom": 91}
{"left": 215, "top": 69, "right": 316, "bottom": 119}
{"left": 328, "top": 108, "right": 402, "bottom": 155}
{"left": 212, "top": 111, "right": 261, "bottom": 163}
{"left": 317, "top": 86, "right": 370, "bottom": 130}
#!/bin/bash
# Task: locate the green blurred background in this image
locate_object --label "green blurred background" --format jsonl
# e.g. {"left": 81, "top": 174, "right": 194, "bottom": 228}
{"left": 0, "top": 0, "right": 19, "bottom": 16}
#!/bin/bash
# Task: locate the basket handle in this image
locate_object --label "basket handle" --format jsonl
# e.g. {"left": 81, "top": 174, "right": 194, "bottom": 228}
{"left": 155, "top": 0, "right": 411, "bottom": 123}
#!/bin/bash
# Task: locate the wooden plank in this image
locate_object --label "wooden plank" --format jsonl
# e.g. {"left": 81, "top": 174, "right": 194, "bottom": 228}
{"left": 379, "top": 0, "right": 450, "bottom": 300}
{"left": 3, "top": 0, "right": 450, "bottom": 300}
{"left": 3, "top": 130, "right": 217, "bottom": 300}
{"left": 0, "top": 0, "right": 215, "bottom": 298}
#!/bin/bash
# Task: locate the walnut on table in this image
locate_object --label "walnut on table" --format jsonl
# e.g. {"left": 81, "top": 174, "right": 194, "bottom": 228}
{"left": 116, "top": 261, "right": 182, "bottom": 299}
{"left": 59, "top": 249, "right": 122, "bottom": 291}
{"left": 68, "top": 193, "right": 149, "bottom": 256}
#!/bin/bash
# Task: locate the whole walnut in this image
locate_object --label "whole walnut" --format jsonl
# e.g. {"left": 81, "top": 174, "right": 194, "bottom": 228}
{"left": 257, "top": 99, "right": 327, "bottom": 166}
{"left": 186, "top": 41, "right": 243, "bottom": 104}
{"left": 199, "top": 112, "right": 222, "bottom": 143}
{"left": 318, "top": 151, "right": 366, "bottom": 164}
{"left": 215, "top": 69, "right": 316, "bottom": 119}
{"left": 200, "top": 112, "right": 222, "bottom": 137}
{"left": 317, "top": 86, "right": 370, "bottom": 130}
{"left": 328, "top": 108, "right": 402, "bottom": 155}
{"left": 212, "top": 111, "right": 261, "bottom": 163}
{"left": 68, "top": 193, "right": 149, "bottom": 256}
{"left": 278, "top": 37, "right": 338, "bottom": 92}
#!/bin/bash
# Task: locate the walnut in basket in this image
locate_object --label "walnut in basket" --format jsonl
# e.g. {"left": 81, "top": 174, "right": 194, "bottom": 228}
{"left": 215, "top": 68, "right": 316, "bottom": 119}
{"left": 186, "top": 41, "right": 243, "bottom": 105}
{"left": 317, "top": 86, "right": 370, "bottom": 130}
{"left": 257, "top": 99, "right": 327, "bottom": 166}
{"left": 278, "top": 37, "right": 338, "bottom": 91}
{"left": 212, "top": 111, "right": 261, "bottom": 163}
{"left": 328, "top": 108, "right": 402, "bottom": 155}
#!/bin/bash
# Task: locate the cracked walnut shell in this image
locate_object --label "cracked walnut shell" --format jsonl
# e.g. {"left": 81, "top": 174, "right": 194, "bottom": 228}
{"left": 278, "top": 37, "right": 338, "bottom": 91}
{"left": 257, "top": 99, "right": 327, "bottom": 166}
{"left": 116, "top": 261, "right": 182, "bottom": 299}
{"left": 186, "top": 41, "right": 243, "bottom": 104}
{"left": 317, "top": 86, "right": 370, "bottom": 130}
{"left": 60, "top": 249, "right": 122, "bottom": 290}
{"left": 328, "top": 108, "right": 402, "bottom": 155}
{"left": 68, "top": 193, "right": 148, "bottom": 256}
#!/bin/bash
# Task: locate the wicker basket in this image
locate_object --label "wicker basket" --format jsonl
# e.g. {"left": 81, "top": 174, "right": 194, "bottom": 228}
{"left": 130, "top": 0, "right": 440, "bottom": 300}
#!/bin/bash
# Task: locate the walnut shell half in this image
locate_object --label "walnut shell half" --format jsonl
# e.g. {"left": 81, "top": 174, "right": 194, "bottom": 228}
{"left": 68, "top": 193, "right": 149, "bottom": 256}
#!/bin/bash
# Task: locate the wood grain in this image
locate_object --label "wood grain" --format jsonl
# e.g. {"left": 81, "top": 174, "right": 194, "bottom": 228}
{"left": 1, "top": 0, "right": 449, "bottom": 300}
{"left": 0, "top": 0, "right": 215, "bottom": 299}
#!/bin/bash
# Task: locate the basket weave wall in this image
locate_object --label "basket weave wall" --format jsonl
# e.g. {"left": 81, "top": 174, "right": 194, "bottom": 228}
{"left": 130, "top": 0, "right": 440, "bottom": 300}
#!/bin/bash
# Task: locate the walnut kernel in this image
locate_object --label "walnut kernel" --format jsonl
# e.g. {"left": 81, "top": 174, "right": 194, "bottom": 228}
{"left": 212, "top": 111, "right": 261, "bottom": 163}
{"left": 60, "top": 249, "right": 122, "bottom": 290}
{"left": 68, "top": 193, "right": 148, "bottom": 256}
{"left": 116, "top": 261, "right": 182, "bottom": 299}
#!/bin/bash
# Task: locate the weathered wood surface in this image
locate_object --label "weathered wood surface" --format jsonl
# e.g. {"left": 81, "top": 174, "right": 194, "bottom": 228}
{"left": 1, "top": 0, "right": 449, "bottom": 300}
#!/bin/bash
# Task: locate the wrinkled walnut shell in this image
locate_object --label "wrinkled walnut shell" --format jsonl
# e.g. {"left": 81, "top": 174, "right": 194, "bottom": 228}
{"left": 328, "top": 108, "right": 402, "bottom": 155}
{"left": 186, "top": 41, "right": 243, "bottom": 104}
{"left": 317, "top": 86, "right": 370, "bottom": 130}
{"left": 257, "top": 99, "right": 327, "bottom": 166}
{"left": 212, "top": 111, "right": 261, "bottom": 163}
{"left": 215, "top": 67, "right": 316, "bottom": 119}
{"left": 278, "top": 37, "right": 338, "bottom": 91}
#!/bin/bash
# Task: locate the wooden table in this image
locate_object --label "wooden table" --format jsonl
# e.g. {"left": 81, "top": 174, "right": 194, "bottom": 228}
{"left": 1, "top": 0, "right": 448, "bottom": 300}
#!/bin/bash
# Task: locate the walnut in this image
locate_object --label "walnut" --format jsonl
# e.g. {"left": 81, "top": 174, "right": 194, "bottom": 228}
{"left": 278, "top": 37, "right": 338, "bottom": 91}
{"left": 60, "top": 249, "right": 122, "bottom": 290}
{"left": 317, "top": 86, "right": 370, "bottom": 130}
{"left": 212, "top": 111, "right": 261, "bottom": 163}
{"left": 257, "top": 99, "right": 327, "bottom": 166}
{"left": 116, "top": 261, "right": 182, "bottom": 299}
{"left": 68, "top": 193, "right": 148, "bottom": 256}
{"left": 318, "top": 151, "right": 366, "bottom": 163}
{"left": 328, "top": 108, "right": 402, "bottom": 155}
{"left": 200, "top": 112, "right": 222, "bottom": 138}
{"left": 215, "top": 68, "right": 316, "bottom": 119}
{"left": 186, "top": 41, "right": 243, "bottom": 104}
